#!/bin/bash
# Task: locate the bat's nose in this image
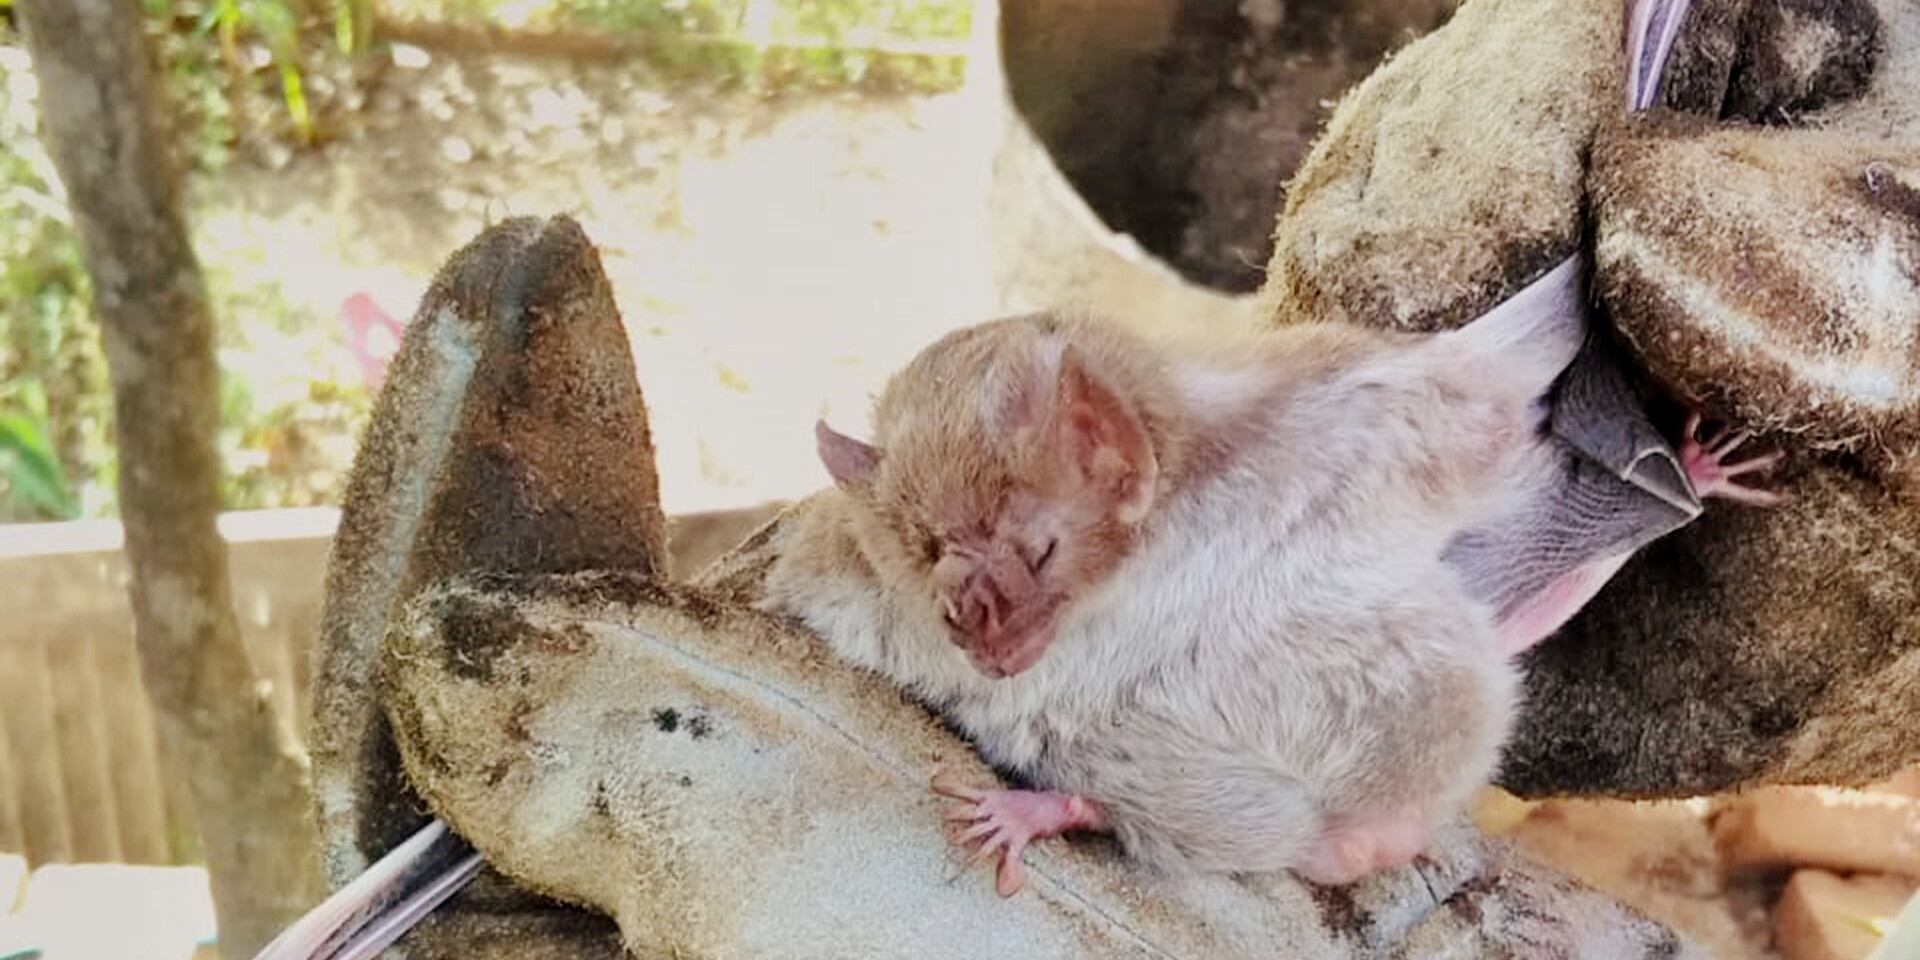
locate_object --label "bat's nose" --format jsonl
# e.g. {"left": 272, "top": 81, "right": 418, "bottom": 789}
{"left": 956, "top": 578, "right": 1010, "bottom": 637}
{"left": 946, "top": 566, "right": 1059, "bottom": 678}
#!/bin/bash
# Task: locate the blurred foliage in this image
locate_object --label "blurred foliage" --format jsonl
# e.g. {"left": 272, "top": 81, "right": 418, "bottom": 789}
{"left": 566, "top": 0, "right": 747, "bottom": 34}
{"left": 0, "top": 29, "right": 368, "bottom": 521}
{"left": 207, "top": 269, "right": 375, "bottom": 511}
{"left": 770, "top": 0, "right": 970, "bottom": 41}
{"left": 138, "top": 0, "right": 404, "bottom": 170}
{"left": 1, "top": 407, "right": 79, "bottom": 520}
{"left": 0, "top": 0, "right": 971, "bottom": 521}
{"left": 389, "top": 0, "right": 973, "bottom": 91}
{"left": 0, "top": 47, "right": 112, "bottom": 522}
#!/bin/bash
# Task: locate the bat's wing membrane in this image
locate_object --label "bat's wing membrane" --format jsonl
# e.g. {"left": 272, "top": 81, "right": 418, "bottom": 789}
{"left": 1450, "top": 256, "right": 1588, "bottom": 401}
{"left": 1444, "top": 0, "right": 1705, "bottom": 616}
{"left": 248, "top": 819, "right": 482, "bottom": 960}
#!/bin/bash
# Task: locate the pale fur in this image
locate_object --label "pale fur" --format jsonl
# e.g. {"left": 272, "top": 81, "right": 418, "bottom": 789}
{"left": 762, "top": 312, "right": 1542, "bottom": 877}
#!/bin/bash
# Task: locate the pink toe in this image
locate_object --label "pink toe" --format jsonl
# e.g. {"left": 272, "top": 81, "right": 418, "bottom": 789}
{"left": 995, "top": 850, "right": 1025, "bottom": 896}
{"left": 936, "top": 787, "right": 1107, "bottom": 896}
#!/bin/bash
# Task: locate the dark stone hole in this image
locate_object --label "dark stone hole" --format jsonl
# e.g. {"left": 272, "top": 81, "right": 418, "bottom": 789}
{"left": 1000, "top": 0, "right": 1456, "bottom": 293}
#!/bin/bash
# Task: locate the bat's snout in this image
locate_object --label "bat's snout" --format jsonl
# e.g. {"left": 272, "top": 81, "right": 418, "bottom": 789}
{"left": 942, "top": 573, "right": 1059, "bottom": 679}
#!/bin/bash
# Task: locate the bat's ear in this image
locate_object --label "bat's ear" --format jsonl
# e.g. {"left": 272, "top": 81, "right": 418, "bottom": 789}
{"left": 816, "top": 419, "right": 883, "bottom": 491}
{"left": 1054, "top": 346, "right": 1157, "bottom": 525}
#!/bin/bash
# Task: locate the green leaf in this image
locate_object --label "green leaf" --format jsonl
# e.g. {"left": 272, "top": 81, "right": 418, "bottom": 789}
{"left": 249, "top": 0, "right": 299, "bottom": 45}
{"left": 277, "top": 61, "right": 314, "bottom": 144}
{"left": 205, "top": 0, "right": 241, "bottom": 50}
{"left": 0, "top": 412, "right": 79, "bottom": 519}
{"left": 335, "top": 0, "right": 354, "bottom": 52}
{"left": 193, "top": 1, "right": 223, "bottom": 36}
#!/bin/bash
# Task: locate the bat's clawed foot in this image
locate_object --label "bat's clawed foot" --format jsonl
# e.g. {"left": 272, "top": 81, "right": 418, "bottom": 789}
{"left": 1681, "top": 411, "right": 1786, "bottom": 507}
{"left": 931, "top": 772, "right": 1108, "bottom": 897}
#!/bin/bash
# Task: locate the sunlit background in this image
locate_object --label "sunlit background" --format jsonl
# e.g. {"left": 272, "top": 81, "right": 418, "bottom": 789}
{"left": 1, "top": 0, "right": 998, "bottom": 525}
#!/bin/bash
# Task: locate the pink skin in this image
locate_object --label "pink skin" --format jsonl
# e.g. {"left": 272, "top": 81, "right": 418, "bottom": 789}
{"left": 932, "top": 774, "right": 1108, "bottom": 897}
{"left": 1299, "top": 808, "right": 1433, "bottom": 886}
{"left": 1674, "top": 411, "right": 1785, "bottom": 507}
{"left": 1496, "top": 409, "right": 1784, "bottom": 657}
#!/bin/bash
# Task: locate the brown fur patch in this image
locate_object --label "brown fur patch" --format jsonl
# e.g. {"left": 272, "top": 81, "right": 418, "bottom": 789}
{"left": 1593, "top": 117, "right": 1920, "bottom": 455}
{"left": 1658, "top": 0, "right": 1754, "bottom": 113}
{"left": 438, "top": 594, "right": 538, "bottom": 682}
{"left": 1860, "top": 162, "right": 1920, "bottom": 222}
{"left": 1724, "top": 0, "right": 1882, "bottom": 123}
{"left": 1262, "top": 0, "right": 1618, "bottom": 333}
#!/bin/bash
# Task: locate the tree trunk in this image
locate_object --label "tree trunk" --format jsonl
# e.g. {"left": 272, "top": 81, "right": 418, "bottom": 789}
{"left": 15, "top": 0, "right": 324, "bottom": 955}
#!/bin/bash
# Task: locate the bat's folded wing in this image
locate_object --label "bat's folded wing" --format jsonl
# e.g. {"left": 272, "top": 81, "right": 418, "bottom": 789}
{"left": 1449, "top": 252, "right": 1703, "bottom": 561}
{"left": 1551, "top": 333, "right": 1702, "bottom": 553}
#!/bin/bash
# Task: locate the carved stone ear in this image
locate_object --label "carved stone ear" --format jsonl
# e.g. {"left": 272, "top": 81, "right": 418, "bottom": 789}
{"left": 815, "top": 419, "right": 883, "bottom": 491}
{"left": 1054, "top": 347, "right": 1157, "bottom": 524}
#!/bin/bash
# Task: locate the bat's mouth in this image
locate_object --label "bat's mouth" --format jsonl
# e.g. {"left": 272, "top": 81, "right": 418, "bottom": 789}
{"left": 952, "top": 606, "right": 1060, "bottom": 679}
{"left": 967, "top": 635, "right": 1049, "bottom": 678}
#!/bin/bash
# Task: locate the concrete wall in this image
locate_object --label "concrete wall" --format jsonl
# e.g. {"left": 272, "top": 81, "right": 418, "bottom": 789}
{"left": 0, "top": 504, "right": 778, "bottom": 867}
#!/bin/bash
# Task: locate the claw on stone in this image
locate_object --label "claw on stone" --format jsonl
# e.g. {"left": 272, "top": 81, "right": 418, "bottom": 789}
{"left": 929, "top": 772, "right": 1108, "bottom": 897}
{"left": 1681, "top": 411, "right": 1786, "bottom": 507}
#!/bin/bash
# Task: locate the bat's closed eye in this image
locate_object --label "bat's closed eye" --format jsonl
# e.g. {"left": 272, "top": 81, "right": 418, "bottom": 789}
{"left": 1030, "top": 539, "right": 1058, "bottom": 573}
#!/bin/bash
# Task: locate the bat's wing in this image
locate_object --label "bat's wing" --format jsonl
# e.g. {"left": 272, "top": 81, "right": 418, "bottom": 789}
{"left": 1450, "top": 251, "right": 1702, "bottom": 542}
{"left": 248, "top": 818, "right": 482, "bottom": 960}
{"left": 1547, "top": 333, "right": 1701, "bottom": 558}
{"left": 1444, "top": 265, "right": 1700, "bottom": 617}
{"left": 1451, "top": 256, "right": 1587, "bottom": 400}
{"left": 1445, "top": 0, "right": 1705, "bottom": 616}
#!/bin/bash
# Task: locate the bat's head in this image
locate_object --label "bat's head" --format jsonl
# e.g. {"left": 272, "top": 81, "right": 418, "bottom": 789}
{"left": 816, "top": 318, "right": 1160, "bottom": 679}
